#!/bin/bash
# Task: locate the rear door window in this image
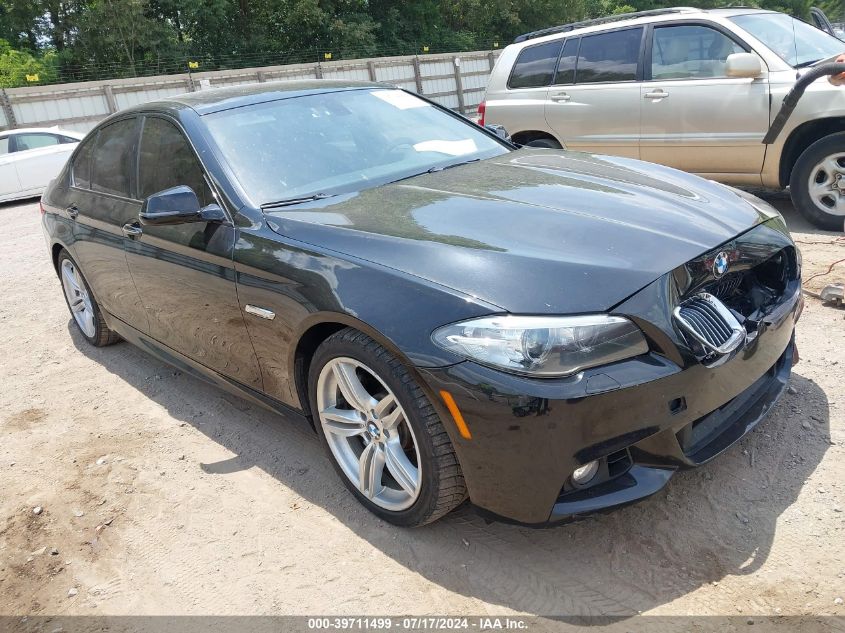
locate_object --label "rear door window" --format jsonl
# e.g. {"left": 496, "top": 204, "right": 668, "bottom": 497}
{"left": 91, "top": 118, "right": 137, "bottom": 198}
{"left": 71, "top": 138, "right": 95, "bottom": 189}
{"left": 12, "top": 133, "right": 61, "bottom": 152}
{"left": 554, "top": 38, "right": 580, "bottom": 85}
{"left": 138, "top": 117, "right": 213, "bottom": 206}
{"left": 0, "top": 136, "right": 8, "bottom": 154}
{"left": 575, "top": 27, "right": 643, "bottom": 84}
{"left": 508, "top": 40, "right": 564, "bottom": 89}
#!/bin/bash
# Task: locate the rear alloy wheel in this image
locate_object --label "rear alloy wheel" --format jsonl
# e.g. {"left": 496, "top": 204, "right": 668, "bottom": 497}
{"left": 524, "top": 136, "right": 562, "bottom": 149}
{"left": 309, "top": 328, "right": 467, "bottom": 526}
{"left": 790, "top": 133, "right": 845, "bottom": 231}
{"left": 58, "top": 250, "right": 120, "bottom": 347}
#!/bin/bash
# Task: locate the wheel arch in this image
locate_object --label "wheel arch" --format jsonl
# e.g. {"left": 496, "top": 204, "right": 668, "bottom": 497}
{"left": 509, "top": 129, "right": 562, "bottom": 147}
{"left": 51, "top": 241, "right": 69, "bottom": 275}
{"left": 779, "top": 117, "right": 845, "bottom": 187}
{"left": 51, "top": 241, "right": 109, "bottom": 313}
{"left": 289, "top": 312, "right": 439, "bottom": 424}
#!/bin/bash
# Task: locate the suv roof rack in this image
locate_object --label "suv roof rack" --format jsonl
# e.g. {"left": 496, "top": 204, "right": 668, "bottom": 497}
{"left": 513, "top": 7, "right": 700, "bottom": 43}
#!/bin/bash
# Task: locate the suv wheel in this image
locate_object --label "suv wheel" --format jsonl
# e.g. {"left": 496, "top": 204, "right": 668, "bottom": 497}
{"left": 309, "top": 328, "right": 467, "bottom": 526}
{"left": 58, "top": 249, "right": 120, "bottom": 347}
{"left": 790, "top": 132, "right": 845, "bottom": 231}
{"left": 524, "top": 137, "right": 562, "bottom": 149}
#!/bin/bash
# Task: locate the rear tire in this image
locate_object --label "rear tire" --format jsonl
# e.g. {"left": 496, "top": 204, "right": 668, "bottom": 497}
{"left": 57, "top": 249, "right": 120, "bottom": 347}
{"left": 524, "top": 136, "right": 562, "bottom": 149}
{"left": 309, "top": 328, "right": 467, "bottom": 526}
{"left": 789, "top": 132, "right": 845, "bottom": 231}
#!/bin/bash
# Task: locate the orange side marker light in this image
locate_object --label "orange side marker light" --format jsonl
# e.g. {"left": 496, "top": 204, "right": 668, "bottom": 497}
{"left": 439, "top": 390, "right": 472, "bottom": 440}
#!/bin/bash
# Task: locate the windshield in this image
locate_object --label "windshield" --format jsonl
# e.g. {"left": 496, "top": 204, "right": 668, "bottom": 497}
{"left": 731, "top": 13, "right": 845, "bottom": 67}
{"left": 203, "top": 89, "right": 509, "bottom": 205}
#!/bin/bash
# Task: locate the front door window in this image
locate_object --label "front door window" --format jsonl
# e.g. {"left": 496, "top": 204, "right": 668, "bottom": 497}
{"left": 651, "top": 25, "right": 745, "bottom": 80}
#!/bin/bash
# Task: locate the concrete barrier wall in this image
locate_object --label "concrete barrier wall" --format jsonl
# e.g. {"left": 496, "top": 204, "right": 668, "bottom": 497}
{"left": 0, "top": 50, "right": 500, "bottom": 133}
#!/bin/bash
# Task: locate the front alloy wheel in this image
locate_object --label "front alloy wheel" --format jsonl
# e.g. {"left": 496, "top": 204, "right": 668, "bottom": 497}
{"left": 309, "top": 328, "right": 467, "bottom": 526}
{"left": 317, "top": 357, "right": 422, "bottom": 511}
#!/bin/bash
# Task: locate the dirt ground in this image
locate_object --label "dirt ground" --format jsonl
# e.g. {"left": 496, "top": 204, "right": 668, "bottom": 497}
{"left": 0, "top": 193, "right": 843, "bottom": 619}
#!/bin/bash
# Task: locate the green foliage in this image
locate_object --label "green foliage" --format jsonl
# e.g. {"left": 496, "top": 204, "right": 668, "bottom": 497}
{"left": 72, "top": 0, "right": 181, "bottom": 72}
{"left": 0, "top": 38, "right": 58, "bottom": 87}
{"left": 0, "top": 0, "right": 41, "bottom": 51}
{"left": 0, "top": 0, "right": 841, "bottom": 87}
{"left": 583, "top": 0, "right": 635, "bottom": 20}
{"left": 815, "top": 0, "right": 843, "bottom": 21}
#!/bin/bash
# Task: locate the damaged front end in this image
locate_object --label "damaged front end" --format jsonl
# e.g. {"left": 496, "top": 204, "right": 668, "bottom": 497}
{"left": 670, "top": 217, "right": 801, "bottom": 368}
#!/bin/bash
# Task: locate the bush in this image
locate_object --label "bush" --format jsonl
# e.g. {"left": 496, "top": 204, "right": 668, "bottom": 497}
{"left": 0, "top": 40, "right": 58, "bottom": 88}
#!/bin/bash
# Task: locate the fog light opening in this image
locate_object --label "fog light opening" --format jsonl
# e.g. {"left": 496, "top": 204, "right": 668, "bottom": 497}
{"left": 571, "top": 460, "right": 599, "bottom": 486}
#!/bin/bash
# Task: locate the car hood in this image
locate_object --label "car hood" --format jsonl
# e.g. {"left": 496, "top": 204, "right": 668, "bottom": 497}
{"left": 263, "top": 149, "right": 771, "bottom": 314}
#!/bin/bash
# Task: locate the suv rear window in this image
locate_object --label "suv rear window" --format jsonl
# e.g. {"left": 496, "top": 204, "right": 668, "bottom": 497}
{"left": 508, "top": 41, "right": 563, "bottom": 89}
{"left": 575, "top": 27, "right": 643, "bottom": 84}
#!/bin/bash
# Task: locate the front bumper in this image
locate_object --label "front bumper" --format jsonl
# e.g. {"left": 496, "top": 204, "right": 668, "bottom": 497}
{"left": 420, "top": 283, "right": 799, "bottom": 526}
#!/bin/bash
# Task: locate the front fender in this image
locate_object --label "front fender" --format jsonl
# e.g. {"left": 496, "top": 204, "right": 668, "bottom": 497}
{"left": 232, "top": 226, "right": 497, "bottom": 410}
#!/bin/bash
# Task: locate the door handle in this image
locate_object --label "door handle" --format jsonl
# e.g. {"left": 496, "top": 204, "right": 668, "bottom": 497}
{"left": 122, "top": 222, "right": 143, "bottom": 239}
{"left": 644, "top": 89, "right": 669, "bottom": 100}
{"left": 550, "top": 92, "right": 571, "bottom": 102}
{"left": 66, "top": 205, "right": 79, "bottom": 220}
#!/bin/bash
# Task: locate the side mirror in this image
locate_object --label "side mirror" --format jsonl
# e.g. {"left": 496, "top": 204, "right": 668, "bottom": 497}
{"left": 725, "top": 53, "right": 762, "bottom": 78}
{"left": 139, "top": 185, "right": 224, "bottom": 226}
{"left": 485, "top": 123, "right": 510, "bottom": 141}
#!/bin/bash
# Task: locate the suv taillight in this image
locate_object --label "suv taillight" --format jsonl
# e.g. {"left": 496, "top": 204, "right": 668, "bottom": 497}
{"left": 39, "top": 201, "right": 46, "bottom": 215}
{"left": 477, "top": 101, "right": 486, "bottom": 127}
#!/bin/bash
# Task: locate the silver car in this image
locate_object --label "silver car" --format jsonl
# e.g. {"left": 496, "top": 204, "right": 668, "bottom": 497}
{"left": 481, "top": 7, "right": 845, "bottom": 229}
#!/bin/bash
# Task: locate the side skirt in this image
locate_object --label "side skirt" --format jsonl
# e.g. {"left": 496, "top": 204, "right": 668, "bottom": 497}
{"left": 102, "top": 310, "right": 310, "bottom": 427}
{"left": 693, "top": 172, "right": 765, "bottom": 187}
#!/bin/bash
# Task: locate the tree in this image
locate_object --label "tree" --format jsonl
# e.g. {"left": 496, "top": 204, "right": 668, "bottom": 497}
{"left": 0, "top": 0, "right": 840, "bottom": 88}
{"left": 71, "top": 0, "right": 180, "bottom": 76}
{"left": 0, "top": 0, "right": 41, "bottom": 51}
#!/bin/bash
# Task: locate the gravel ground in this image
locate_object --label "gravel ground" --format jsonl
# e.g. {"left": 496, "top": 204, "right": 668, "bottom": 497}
{"left": 0, "top": 195, "right": 843, "bottom": 619}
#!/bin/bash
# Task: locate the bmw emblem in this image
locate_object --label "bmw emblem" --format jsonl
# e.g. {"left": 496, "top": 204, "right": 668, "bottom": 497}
{"left": 713, "top": 251, "right": 729, "bottom": 278}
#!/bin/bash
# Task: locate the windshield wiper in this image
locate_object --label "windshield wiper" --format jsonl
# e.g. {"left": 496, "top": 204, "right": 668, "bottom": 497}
{"left": 425, "top": 158, "right": 481, "bottom": 173}
{"left": 795, "top": 58, "right": 823, "bottom": 68}
{"left": 386, "top": 158, "right": 482, "bottom": 186}
{"left": 261, "top": 193, "right": 337, "bottom": 209}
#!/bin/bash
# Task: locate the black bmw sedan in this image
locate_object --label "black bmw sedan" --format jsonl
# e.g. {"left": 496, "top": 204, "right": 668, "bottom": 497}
{"left": 41, "top": 81, "right": 801, "bottom": 526}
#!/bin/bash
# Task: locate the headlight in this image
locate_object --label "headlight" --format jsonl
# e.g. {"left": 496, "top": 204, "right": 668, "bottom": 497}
{"left": 432, "top": 315, "right": 649, "bottom": 377}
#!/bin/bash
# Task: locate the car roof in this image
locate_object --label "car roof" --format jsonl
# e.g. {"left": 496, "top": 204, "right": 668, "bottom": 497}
{"left": 0, "top": 126, "right": 83, "bottom": 138}
{"left": 512, "top": 6, "right": 780, "bottom": 44}
{"left": 707, "top": 7, "right": 779, "bottom": 17}
{"left": 127, "top": 79, "right": 393, "bottom": 116}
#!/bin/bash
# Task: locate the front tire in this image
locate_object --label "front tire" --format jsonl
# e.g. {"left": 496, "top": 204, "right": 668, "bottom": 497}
{"left": 309, "top": 328, "right": 467, "bottom": 526}
{"left": 57, "top": 249, "right": 120, "bottom": 347}
{"left": 789, "top": 132, "right": 845, "bottom": 231}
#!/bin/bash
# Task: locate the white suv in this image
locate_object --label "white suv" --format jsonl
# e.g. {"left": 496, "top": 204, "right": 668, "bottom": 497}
{"left": 480, "top": 7, "right": 845, "bottom": 229}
